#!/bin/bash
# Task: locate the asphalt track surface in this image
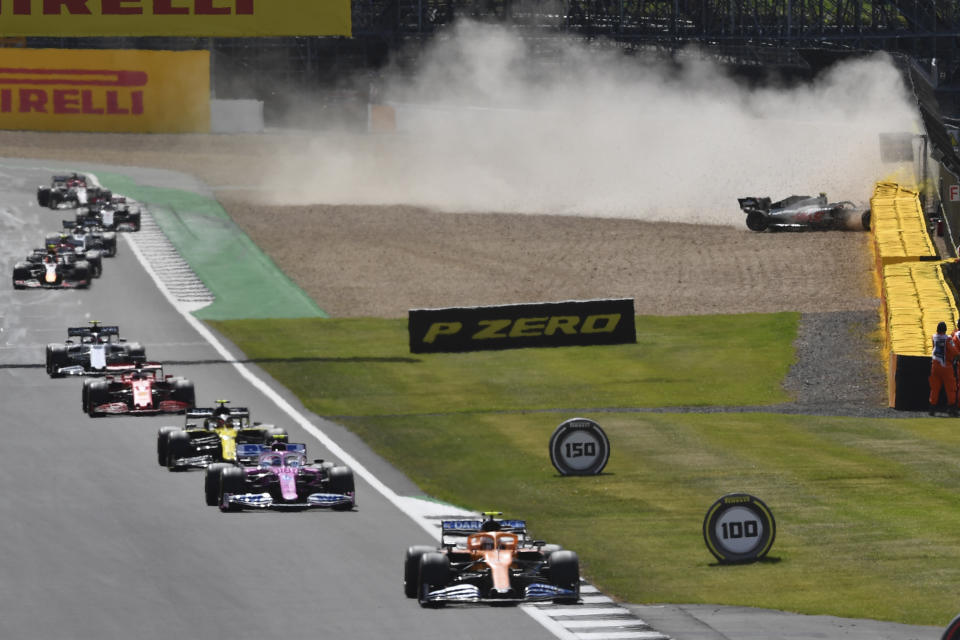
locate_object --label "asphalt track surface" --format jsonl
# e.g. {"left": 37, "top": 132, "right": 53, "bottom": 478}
{"left": 0, "top": 162, "right": 561, "bottom": 640}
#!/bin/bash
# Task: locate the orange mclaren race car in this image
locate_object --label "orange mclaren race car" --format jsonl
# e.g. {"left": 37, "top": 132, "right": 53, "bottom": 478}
{"left": 404, "top": 512, "right": 580, "bottom": 607}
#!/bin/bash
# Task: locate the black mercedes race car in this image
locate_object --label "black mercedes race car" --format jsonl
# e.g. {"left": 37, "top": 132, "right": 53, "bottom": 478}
{"left": 12, "top": 250, "right": 92, "bottom": 289}
{"left": 75, "top": 199, "right": 141, "bottom": 232}
{"left": 739, "top": 193, "right": 871, "bottom": 232}
{"left": 58, "top": 221, "right": 118, "bottom": 257}
{"left": 405, "top": 512, "right": 580, "bottom": 607}
{"left": 45, "top": 322, "right": 145, "bottom": 378}
{"left": 81, "top": 363, "right": 195, "bottom": 417}
{"left": 157, "top": 401, "right": 289, "bottom": 471}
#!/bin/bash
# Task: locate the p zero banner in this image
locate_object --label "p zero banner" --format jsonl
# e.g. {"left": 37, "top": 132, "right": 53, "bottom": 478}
{"left": 0, "top": 1, "right": 350, "bottom": 37}
{"left": 409, "top": 298, "right": 637, "bottom": 354}
{"left": 0, "top": 49, "right": 209, "bottom": 133}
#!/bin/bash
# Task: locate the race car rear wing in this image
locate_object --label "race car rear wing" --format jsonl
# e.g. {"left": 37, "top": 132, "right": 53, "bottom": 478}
{"left": 68, "top": 325, "right": 119, "bottom": 337}
{"left": 737, "top": 197, "right": 771, "bottom": 214}
{"left": 236, "top": 443, "right": 307, "bottom": 458}
{"left": 440, "top": 519, "right": 528, "bottom": 545}
{"left": 187, "top": 407, "right": 251, "bottom": 419}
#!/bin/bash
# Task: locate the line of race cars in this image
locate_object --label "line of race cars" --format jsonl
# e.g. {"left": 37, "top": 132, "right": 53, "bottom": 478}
{"left": 12, "top": 173, "right": 140, "bottom": 289}
{"left": 45, "top": 320, "right": 358, "bottom": 514}
{"left": 35, "top": 173, "right": 580, "bottom": 609}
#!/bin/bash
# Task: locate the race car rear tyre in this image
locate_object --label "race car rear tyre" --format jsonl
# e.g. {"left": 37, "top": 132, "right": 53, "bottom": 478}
{"left": 404, "top": 546, "right": 435, "bottom": 598}
{"left": 205, "top": 463, "right": 233, "bottom": 506}
{"left": 418, "top": 553, "right": 451, "bottom": 607}
{"left": 86, "top": 380, "right": 110, "bottom": 417}
{"left": 327, "top": 466, "right": 355, "bottom": 510}
{"left": 170, "top": 379, "right": 195, "bottom": 411}
{"left": 263, "top": 427, "right": 288, "bottom": 444}
{"left": 166, "top": 430, "right": 191, "bottom": 471}
{"left": 73, "top": 263, "right": 91, "bottom": 289}
{"left": 861, "top": 209, "right": 871, "bottom": 231}
{"left": 219, "top": 467, "right": 247, "bottom": 511}
{"left": 157, "top": 426, "right": 178, "bottom": 466}
{"left": 129, "top": 212, "right": 141, "bottom": 232}
{"left": 46, "top": 344, "right": 69, "bottom": 377}
{"left": 745, "top": 211, "right": 769, "bottom": 232}
{"left": 81, "top": 378, "right": 95, "bottom": 412}
{"left": 85, "top": 252, "right": 102, "bottom": 278}
{"left": 37, "top": 187, "right": 51, "bottom": 208}
{"left": 125, "top": 342, "right": 146, "bottom": 363}
{"left": 548, "top": 550, "right": 580, "bottom": 602}
{"left": 103, "top": 234, "right": 117, "bottom": 257}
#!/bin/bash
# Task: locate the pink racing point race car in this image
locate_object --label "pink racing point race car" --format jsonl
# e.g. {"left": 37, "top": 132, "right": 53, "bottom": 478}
{"left": 81, "top": 363, "right": 195, "bottom": 417}
{"left": 207, "top": 443, "right": 355, "bottom": 512}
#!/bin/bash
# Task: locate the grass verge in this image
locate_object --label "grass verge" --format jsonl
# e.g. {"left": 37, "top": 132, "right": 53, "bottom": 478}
{"left": 210, "top": 313, "right": 959, "bottom": 626}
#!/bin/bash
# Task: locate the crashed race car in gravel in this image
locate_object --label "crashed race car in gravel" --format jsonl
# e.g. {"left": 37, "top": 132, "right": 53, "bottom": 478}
{"left": 206, "top": 442, "right": 355, "bottom": 511}
{"left": 158, "top": 401, "right": 289, "bottom": 471}
{"left": 46, "top": 322, "right": 145, "bottom": 378}
{"left": 405, "top": 512, "right": 581, "bottom": 607}
{"left": 739, "top": 193, "right": 871, "bottom": 232}
{"left": 81, "top": 363, "right": 195, "bottom": 417}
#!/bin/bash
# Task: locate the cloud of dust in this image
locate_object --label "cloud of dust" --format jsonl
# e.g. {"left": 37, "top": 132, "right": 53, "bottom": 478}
{"left": 265, "top": 21, "right": 920, "bottom": 226}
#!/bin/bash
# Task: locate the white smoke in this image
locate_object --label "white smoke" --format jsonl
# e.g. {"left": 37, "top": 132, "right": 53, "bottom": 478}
{"left": 265, "top": 21, "right": 920, "bottom": 225}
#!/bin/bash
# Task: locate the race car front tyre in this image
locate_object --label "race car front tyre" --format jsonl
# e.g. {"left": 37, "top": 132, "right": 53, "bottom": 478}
{"left": 46, "top": 344, "right": 69, "bottom": 377}
{"left": 327, "top": 466, "right": 355, "bottom": 510}
{"left": 86, "top": 380, "right": 110, "bottom": 417}
{"left": 12, "top": 263, "right": 31, "bottom": 290}
{"left": 219, "top": 467, "right": 247, "bottom": 511}
{"left": 170, "top": 379, "right": 195, "bottom": 411}
{"left": 205, "top": 463, "right": 233, "bottom": 506}
{"left": 165, "top": 430, "right": 191, "bottom": 471}
{"left": 745, "top": 211, "right": 769, "bottom": 232}
{"left": 548, "top": 550, "right": 580, "bottom": 602}
{"left": 157, "top": 426, "right": 178, "bottom": 466}
{"left": 418, "top": 553, "right": 451, "bottom": 607}
{"left": 404, "top": 546, "right": 435, "bottom": 598}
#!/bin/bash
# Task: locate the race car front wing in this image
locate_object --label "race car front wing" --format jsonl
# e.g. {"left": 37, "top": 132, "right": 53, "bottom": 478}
{"left": 421, "top": 582, "right": 578, "bottom": 604}
{"left": 221, "top": 491, "right": 354, "bottom": 511}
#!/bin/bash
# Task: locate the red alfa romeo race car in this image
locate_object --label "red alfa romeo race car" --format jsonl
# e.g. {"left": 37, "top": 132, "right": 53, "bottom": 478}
{"left": 81, "top": 363, "right": 195, "bottom": 417}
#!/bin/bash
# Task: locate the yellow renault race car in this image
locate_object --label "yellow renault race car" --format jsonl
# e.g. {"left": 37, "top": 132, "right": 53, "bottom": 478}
{"left": 157, "top": 400, "right": 288, "bottom": 472}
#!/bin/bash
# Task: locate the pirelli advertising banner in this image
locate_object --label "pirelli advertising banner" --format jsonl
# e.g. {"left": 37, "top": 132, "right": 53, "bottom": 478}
{"left": 0, "top": 1, "right": 350, "bottom": 37}
{"left": 0, "top": 49, "right": 209, "bottom": 133}
{"left": 409, "top": 298, "right": 637, "bottom": 354}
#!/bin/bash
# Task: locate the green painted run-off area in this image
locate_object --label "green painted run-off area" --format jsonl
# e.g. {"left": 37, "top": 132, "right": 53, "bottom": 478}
{"left": 97, "top": 172, "right": 327, "bottom": 321}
